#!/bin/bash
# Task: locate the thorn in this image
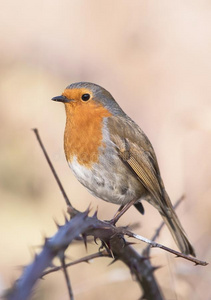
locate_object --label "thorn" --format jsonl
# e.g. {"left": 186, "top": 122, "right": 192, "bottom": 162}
{"left": 65, "top": 215, "right": 69, "bottom": 224}
{"left": 53, "top": 217, "right": 62, "bottom": 229}
{"left": 62, "top": 211, "right": 69, "bottom": 224}
{"left": 124, "top": 241, "right": 136, "bottom": 247}
{"left": 92, "top": 207, "right": 98, "bottom": 218}
{"left": 94, "top": 237, "right": 98, "bottom": 245}
{"left": 44, "top": 237, "right": 49, "bottom": 246}
{"left": 82, "top": 234, "right": 87, "bottom": 251}
{"left": 84, "top": 258, "right": 92, "bottom": 264}
{"left": 151, "top": 265, "right": 162, "bottom": 273}
{"left": 81, "top": 258, "right": 91, "bottom": 264}
{"left": 108, "top": 257, "right": 118, "bottom": 266}
{"left": 83, "top": 206, "right": 91, "bottom": 218}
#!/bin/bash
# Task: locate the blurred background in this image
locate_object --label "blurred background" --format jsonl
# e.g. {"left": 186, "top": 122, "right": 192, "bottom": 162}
{"left": 0, "top": 0, "right": 211, "bottom": 299}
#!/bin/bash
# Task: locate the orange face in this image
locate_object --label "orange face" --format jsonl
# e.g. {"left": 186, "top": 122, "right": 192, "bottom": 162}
{"left": 62, "top": 88, "right": 111, "bottom": 167}
{"left": 62, "top": 87, "right": 93, "bottom": 103}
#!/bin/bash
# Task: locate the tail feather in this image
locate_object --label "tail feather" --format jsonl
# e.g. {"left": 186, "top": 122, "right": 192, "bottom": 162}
{"left": 159, "top": 193, "right": 195, "bottom": 256}
{"left": 160, "top": 209, "right": 195, "bottom": 256}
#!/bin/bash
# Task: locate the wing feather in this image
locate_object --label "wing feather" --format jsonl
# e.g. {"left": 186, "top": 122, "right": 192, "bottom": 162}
{"left": 108, "top": 116, "right": 165, "bottom": 205}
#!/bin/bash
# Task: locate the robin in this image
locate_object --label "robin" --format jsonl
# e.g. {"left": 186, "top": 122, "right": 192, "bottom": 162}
{"left": 52, "top": 82, "right": 195, "bottom": 256}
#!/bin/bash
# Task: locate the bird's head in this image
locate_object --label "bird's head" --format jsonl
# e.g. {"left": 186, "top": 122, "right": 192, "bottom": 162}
{"left": 51, "top": 82, "right": 125, "bottom": 117}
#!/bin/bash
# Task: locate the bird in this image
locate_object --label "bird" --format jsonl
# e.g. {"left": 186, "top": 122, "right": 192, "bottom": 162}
{"left": 52, "top": 82, "right": 195, "bottom": 256}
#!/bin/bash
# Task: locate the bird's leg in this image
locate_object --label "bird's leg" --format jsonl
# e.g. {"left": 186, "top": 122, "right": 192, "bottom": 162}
{"left": 109, "top": 199, "right": 137, "bottom": 225}
{"left": 112, "top": 204, "right": 125, "bottom": 219}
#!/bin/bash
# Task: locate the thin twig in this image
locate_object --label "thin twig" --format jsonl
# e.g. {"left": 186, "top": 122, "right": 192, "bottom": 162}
{"left": 32, "top": 128, "right": 71, "bottom": 207}
{"left": 144, "top": 195, "right": 185, "bottom": 256}
{"left": 42, "top": 250, "right": 110, "bottom": 277}
{"left": 124, "top": 230, "right": 208, "bottom": 266}
{"left": 61, "top": 256, "right": 74, "bottom": 300}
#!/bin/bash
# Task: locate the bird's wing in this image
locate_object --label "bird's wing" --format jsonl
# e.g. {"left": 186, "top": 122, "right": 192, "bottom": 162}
{"left": 108, "top": 115, "right": 166, "bottom": 206}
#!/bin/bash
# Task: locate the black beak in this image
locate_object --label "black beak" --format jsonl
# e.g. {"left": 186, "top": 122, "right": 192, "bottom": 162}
{"left": 51, "top": 95, "right": 71, "bottom": 103}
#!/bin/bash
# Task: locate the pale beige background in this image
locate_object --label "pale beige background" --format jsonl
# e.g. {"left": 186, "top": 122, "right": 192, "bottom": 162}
{"left": 0, "top": 1, "right": 211, "bottom": 299}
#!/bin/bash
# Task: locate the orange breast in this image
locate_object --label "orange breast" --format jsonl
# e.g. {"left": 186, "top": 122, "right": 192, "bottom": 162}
{"left": 64, "top": 101, "right": 111, "bottom": 168}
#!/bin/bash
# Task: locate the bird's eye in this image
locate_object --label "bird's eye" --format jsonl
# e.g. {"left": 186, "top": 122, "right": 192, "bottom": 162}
{"left": 81, "top": 93, "right": 90, "bottom": 101}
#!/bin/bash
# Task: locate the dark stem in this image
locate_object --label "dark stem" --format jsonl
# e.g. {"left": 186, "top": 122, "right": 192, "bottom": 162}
{"left": 32, "top": 128, "right": 71, "bottom": 207}
{"left": 42, "top": 251, "right": 109, "bottom": 277}
{"left": 61, "top": 256, "right": 74, "bottom": 300}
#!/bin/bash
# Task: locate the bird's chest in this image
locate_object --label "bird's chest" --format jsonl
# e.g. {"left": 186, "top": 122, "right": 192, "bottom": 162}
{"left": 66, "top": 120, "right": 118, "bottom": 199}
{"left": 65, "top": 116, "right": 111, "bottom": 175}
{"left": 64, "top": 106, "right": 110, "bottom": 168}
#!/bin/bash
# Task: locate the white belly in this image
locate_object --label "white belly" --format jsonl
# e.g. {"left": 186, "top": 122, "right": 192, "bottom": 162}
{"left": 68, "top": 153, "right": 143, "bottom": 206}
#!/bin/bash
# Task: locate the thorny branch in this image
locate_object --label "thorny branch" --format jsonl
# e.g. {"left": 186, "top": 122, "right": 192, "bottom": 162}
{"left": 4, "top": 129, "right": 208, "bottom": 300}
{"left": 5, "top": 211, "right": 164, "bottom": 300}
